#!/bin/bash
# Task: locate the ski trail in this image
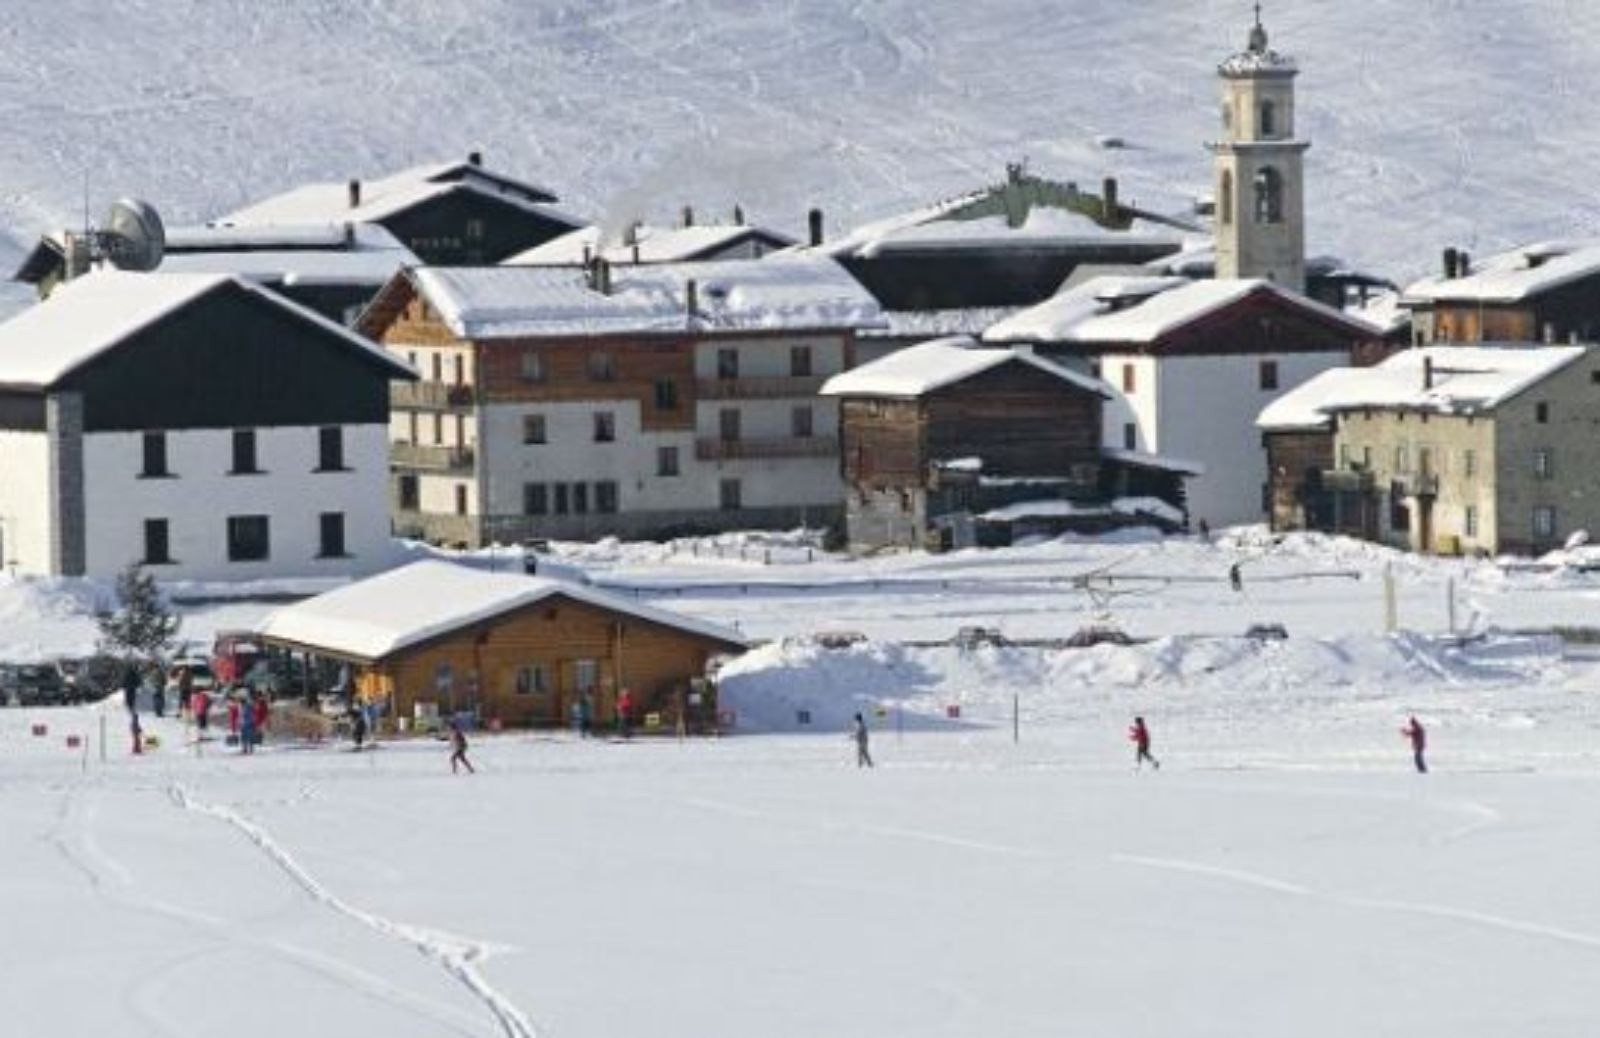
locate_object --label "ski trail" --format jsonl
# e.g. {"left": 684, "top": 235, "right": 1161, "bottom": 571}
{"left": 169, "top": 782, "right": 540, "bottom": 1038}
{"left": 1116, "top": 852, "right": 1600, "bottom": 952}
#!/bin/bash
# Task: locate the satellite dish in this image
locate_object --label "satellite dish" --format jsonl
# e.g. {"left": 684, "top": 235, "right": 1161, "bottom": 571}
{"left": 100, "top": 198, "right": 166, "bottom": 271}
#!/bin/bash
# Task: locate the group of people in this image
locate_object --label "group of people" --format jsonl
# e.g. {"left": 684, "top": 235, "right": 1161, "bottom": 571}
{"left": 568, "top": 687, "right": 638, "bottom": 740}
{"left": 121, "top": 662, "right": 272, "bottom": 756}
{"left": 843, "top": 712, "right": 1431, "bottom": 774}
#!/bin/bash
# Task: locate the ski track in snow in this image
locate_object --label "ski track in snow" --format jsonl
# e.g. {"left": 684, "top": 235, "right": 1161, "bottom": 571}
{"left": 168, "top": 781, "right": 539, "bottom": 1038}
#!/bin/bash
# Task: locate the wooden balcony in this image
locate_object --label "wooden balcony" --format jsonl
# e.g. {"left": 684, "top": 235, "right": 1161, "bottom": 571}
{"left": 695, "top": 436, "right": 839, "bottom": 461}
{"left": 392, "top": 442, "right": 476, "bottom": 472}
{"left": 696, "top": 375, "right": 829, "bottom": 400}
{"left": 392, "top": 381, "right": 476, "bottom": 411}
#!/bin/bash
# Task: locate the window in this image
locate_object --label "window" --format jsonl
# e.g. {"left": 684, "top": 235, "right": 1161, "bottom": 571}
{"left": 452, "top": 354, "right": 464, "bottom": 386}
{"left": 523, "top": 414, "right": 547, "bottom": 445}
{"left": 1219, "top": 170, "right": 1234, "bottom": 226}
{"left": 1339, "top": 443, "right": 1350, "bottom": 468}
{"left": 553, "top": 484, "right": 569, "bottom": 515}
{"left": 593, "top": 412, "right": 615, "bottom": 442}
{"left": 720, "top": 478, "right": 742, "bottom": 511}
{"left": 143, "top": 519, "right": 171, "bottom": 565}
{"left": 1534, "top": 448, "right": 1554, "bottom": 479}
{"left": 317, "top": 427, "right": 344, "bottom": 471}
{"left": 1533, "top": 506, "right": 1557, "bottom": 540}
{"left": 407, "top": 412, "right": 418, "bottom": 444}
{"left": 141, "top": 432, "right": 169, "bottom": 477}
{"left": 792, "top": 406, "right": 814, "bottom": 438}
{"left": 1362, "top": 446, "right": 1372, "bottom": 469}
{"left": 318, "top": 512, "right": 346, "bottom": 558}
{"left": 574, "top": 659, "right": 600, "bottom": 693}
{"left": 1254, "top": 167, "right": 1284, "bottom": 224}
{"left": 466, "top": 218, "right": 485, "bottom": 241}
{"left": 1418, "top": 447, "right": 1434, "bottom": 476}
{"left": 1395, "top": 445, "right": 1409, "bottom": 472}
{"left": 226, "top": 515, "right": 270, "bottom": 562}
{"left": 720, "top": 408, "right": 741, "bottom": 442}
{"left": 1258, "top": 360, "right": 1279, "bottom": 391}
{"left": 654, "top": 379, "right": 679, "bottom": 410}
{"left": 1536, "top": 401, "right": 1550, "bottom": 424}
{"left": 515, "top": 665, "right": 549, "bottom": 696}
{"left": 657, "top": 446, "right": 680, "bottom": 477}
{"left": 1123, "top": 422, "right": 1137, "bottom": 450}
{"left": 596, "top": 480, "right": 619, "bottom": 514}
{"left": 431, "top": 354, "right": 442, "bottom": 382}
{"left": 433, "top": 413, "right": 444, "bottom": 445}
{"left": 572, "top": 483, "right": 589, "bottom": 514}
{"left": 790, "top": 345, "right": 813, "bottom": 377}
{"left": 523, "top": 483, "right": 547, "bottom": 515}
{"left": 717, "top": 348, "right": 739, "bottom": 379}
{"left": 454, "top": 485, "right": 468, "bottom": 516}
{"left": 231, "top": 429, "right": 259, "bottom": 474}
{"left": 398, "top": 475, "right": 419, "bottom": 510}
{"left": 1121, "top": 364, "right": 1136, "bottom": 393}
{"left": 520, "top": 351, "right": 546, "bottom": 383}
{"left": 1464, "top": 506, "right": 1478, "bottom": 538}
{"left": 1464, "top": 449, "right": 1477, "bottom": 477}
{"left": 588, "top": 351, "right": 616, "bottom": 381}
{"left": 1260, "top": 99, "right": 1277, "bottom": 137}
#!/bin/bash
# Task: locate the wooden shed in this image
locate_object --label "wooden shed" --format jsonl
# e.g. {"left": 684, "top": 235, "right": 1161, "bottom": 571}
{"left": 255, "top": 560, "right": 746, "bottom": 729}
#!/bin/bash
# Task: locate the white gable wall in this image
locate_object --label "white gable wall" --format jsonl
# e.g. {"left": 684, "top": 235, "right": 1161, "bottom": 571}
{"left": 80, "top": 424, "right": 392, "bottom": 581}
{"left": 1153, "top": 351, "right": 1348, "bottom": 527}
{"left": 0, "top": 431, "right": 53, "bottom": 573}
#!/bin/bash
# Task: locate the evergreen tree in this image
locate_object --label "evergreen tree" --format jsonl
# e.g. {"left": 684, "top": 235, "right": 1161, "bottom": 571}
{"left": 96, "top": 562, "right": 181, "bottom": 665}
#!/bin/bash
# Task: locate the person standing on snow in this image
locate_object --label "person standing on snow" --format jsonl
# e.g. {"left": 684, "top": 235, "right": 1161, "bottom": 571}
{"left": 617, "top": 688, "right": 635, "bottom": 740}
{"left": 192, "top": 687, "right": 210, "bottom": 738}
{"left": 252, "top": 693, "right": 270, "bottom": 746}
{"left": 122, "top": 664, "right": 140, "bottom": 714}
{"left": 449, "top": 718, "right": 475, "bottom": 774}
{"left": 851, "top": 712, "right": 874, "bottom": 768}
{"left": 350, "top": 704, "right": 368, "bottom": 751}
{"left": 1401, "top": 715, "right": 1427, "bottom": 773}
{"left": 1129, "top": 716, "right": 1160, "bottom": 770}
{"left": 239, "top": 695, "right": 257, "bottom": 755}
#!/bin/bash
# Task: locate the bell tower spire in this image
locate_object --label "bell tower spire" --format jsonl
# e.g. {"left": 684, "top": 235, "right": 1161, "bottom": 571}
{"left": 1208, "top": 5, "right": 1309, "bottom": 292}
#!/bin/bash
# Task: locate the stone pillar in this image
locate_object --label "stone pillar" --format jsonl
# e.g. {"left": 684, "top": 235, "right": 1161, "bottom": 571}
{"left": 46, "top": 392, "right": 86, "bottom": 576}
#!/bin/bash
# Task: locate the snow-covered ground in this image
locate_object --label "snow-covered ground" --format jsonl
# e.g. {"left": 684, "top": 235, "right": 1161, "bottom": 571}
{"left": 6, "top": 529, "right": 1600, "bottom": 1034}
{"left": 0, "top": 1, "right": 1598, "bottom": 296}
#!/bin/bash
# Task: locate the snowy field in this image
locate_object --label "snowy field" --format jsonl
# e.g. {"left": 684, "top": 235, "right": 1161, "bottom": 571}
{"left": 0, "top": 1, "right": 1599, "bottom": 296}
{"left": 6, "top": 530, "right": 1600, "bottom": 1034}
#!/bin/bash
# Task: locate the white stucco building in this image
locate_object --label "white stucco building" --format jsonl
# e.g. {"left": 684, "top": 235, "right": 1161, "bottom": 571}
{"left": 0, "top": 272, "right": 414, "bottom": 581}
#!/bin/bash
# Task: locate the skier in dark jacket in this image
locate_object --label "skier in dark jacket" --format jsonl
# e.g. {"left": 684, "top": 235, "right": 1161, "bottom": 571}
{"left": 1129, "top": 716, "right": 1160, "bottom": 770}
{"left": 1401, "top": 716, "right": 1427, "bottom": 773}
{"left": 449, "top": 718, "right": 475, "bottom": 774}
{"left": 351, "top": 705, "right": 368, "bottom": 750}
{"left": 122, "top": 665, "right": 140, "bottom": 714}
{"left": 851, "top": 712, "right": 873, "bottom": 768}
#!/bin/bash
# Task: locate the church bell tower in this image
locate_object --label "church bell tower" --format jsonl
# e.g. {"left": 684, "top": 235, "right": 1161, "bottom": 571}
{"left": 1209, "top": 7, "right": 1309, "bottom": 292}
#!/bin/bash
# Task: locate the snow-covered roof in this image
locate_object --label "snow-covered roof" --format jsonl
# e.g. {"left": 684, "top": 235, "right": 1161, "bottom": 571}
{"left": 1349, "top": 290, "right": 1409, "bottom": 336}
{"left": 819, "top": 336, "right": 1109, "bottom": 399}
{"left": 255, "top": 560, "right": 746, "bottom": 662}
{"left": 865, "top": 307, "right": 1025, "bottom": 340}
{"left": 1256, "top": 345, "right": 1588, "bottom": 431}
{"left": 221, "top": 160, "right": 579, "bottom": 228}
{"left": 0, "top": 271, "right": 414, "bottom": 389}
{"left": 985, "top": 277, "right": 1378, "bottom": 346}
{"left": 157, "top": 224, "right": 419, "bottom": 286}
{"left": 1402, "top": 241, "right": 1600, "bottom": 304}
{"left": 979, "top": 496, "right": 1185, "bottom": 525}
{"left": 409, "top": 256, "right": 884, "bottom": 339}
{"left": 1100, "top": 446, "right": 1206, "bottom": 476}
{"left": 505, "top": 223, "right": 793, "bottom": 266}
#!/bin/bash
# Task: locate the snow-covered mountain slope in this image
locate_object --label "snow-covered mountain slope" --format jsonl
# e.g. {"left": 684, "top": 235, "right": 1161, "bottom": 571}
{"left": 0, "top": 1, "right": 1593, "bottom": 287}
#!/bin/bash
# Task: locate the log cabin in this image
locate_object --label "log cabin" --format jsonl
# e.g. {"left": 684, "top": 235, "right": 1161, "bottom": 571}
{"left": 1402, "top": 242, "right": 1600, "bottom": 347}
{"left": 255, "top": 560, "right": 746, "bottom": 729}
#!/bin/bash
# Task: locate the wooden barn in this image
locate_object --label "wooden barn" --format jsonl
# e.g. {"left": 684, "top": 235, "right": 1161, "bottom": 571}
{"left": 255, "top": 560, "right": 746, "bottom": 729}
{"left": 818, "top": 337, "right": 1191, "bottom": 550}
{"left": 1403, "top": 242, "right": 1600, "bottom": 346}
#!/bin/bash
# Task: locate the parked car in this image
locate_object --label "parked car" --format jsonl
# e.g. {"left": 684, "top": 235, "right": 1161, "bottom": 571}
{"left": 1244, "top": 623, "right": 1290, "bottom": 641}
{"left": 2, "top": 663, "right": 68, "bottom": 706}
{"left": 953, "top": 626, "right": 1008, "bottom": 649}
{"left": 166, "top": 659, "right": 218, "bottom": 696}
{"left": 1065, "top": 624, "right": 1134, "bottom": 648}
{"left": 812, "top": 631, "right": 868, "bottom": 650}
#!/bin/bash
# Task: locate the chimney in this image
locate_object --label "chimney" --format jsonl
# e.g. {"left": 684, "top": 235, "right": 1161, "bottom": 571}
{"left": 682, "top": 205, "right": 695, "bottom": 228}
{"left": 733, "top": 204, "right": 745, "bottom": 226}
{"left": 1443, "top": 247, "right": 1459, "bottom": 279}
{"left": 343, "top": 221, "right": 355, "bottom": 247}
{"left": 348, "top": 179, "right": 362, "bottom": 209}
{"left": 808, "top": 208, "right": 824, "bottom": 247}
{"left": 686, "top": 278, "right": 699, "bottom": 317}
{"left": 1423, "top": 355, "right": 1434, "bottom": 390}
{"left": 1102, "top": 177, "right": 1119, "bottom": 220}
{"left": 596, "top": 258, "right": 612, "bottom": 295}
{"left": 1458, "top": 251, "right": 1471, "bottom": 276}
{"left": 468, "top": 150, "right": 483, "bottom": 167}
{"left": 631, "top": 242, "right": 641, "bottom": 265}
{"left": 581, "top": 243, "right": 593, "bottom": 266}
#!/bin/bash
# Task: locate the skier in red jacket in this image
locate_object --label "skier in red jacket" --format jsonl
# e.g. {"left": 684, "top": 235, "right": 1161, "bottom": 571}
{"left": 1129, "top": 716, "right": 1160, "bottom": 771}
{"left": 1401, "top": 716, "right": 1427, "bottom": 773}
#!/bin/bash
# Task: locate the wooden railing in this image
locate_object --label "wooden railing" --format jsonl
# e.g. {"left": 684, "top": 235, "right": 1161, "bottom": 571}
{"left": 696, "top": 376, "right": 829, "bottom": 400}
{"left": 695, "top": 436, "right": 838, "bottom": 461}
{"left": 392, "top": 381, "right": 476, "bottom": 410}
{"left": 392, "top": 443, "right": 476, "bottom": 472}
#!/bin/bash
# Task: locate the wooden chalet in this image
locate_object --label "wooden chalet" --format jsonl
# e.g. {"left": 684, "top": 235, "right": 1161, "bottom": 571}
{"left": 255, "top": 560, "right": 747, "bottom": 729}
{"left": 1404, "top": 242, "right": 1600, "bottom": 345}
